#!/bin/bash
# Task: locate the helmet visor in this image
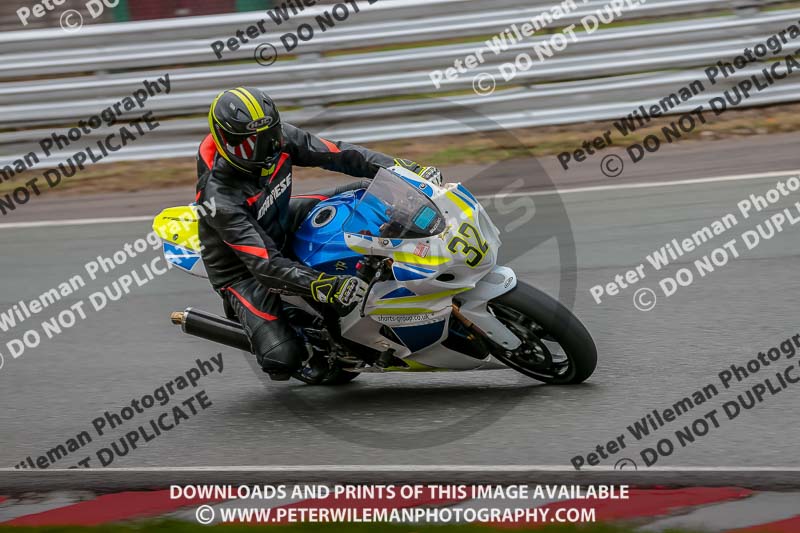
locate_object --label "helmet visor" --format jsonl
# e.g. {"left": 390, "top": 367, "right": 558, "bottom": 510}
{"left": 218, "top": 126, "right": 282, "bottom": 167}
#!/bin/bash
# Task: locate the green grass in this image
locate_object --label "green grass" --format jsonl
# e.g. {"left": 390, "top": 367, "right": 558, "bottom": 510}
{"left": 3, "top": 101, "right": 799, "bottom": 198}
{"left": 0, "top": 521, "right": 711, "bottom": 533}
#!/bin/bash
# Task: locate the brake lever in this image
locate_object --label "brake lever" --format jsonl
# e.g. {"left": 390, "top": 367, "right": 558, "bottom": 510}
{"left": 359, "top": 259, "right": 389, "bottom": 318}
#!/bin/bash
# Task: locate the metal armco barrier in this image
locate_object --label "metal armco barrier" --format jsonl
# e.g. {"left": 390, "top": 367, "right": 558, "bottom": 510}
{"left": 0, "top": 0, "right": 797, "bottom": 167}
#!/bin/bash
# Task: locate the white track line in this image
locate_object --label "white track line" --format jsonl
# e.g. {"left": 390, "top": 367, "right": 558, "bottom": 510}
{"left": 473, "top": 168, "right": 800, "bottom": 200}
{"left": 0, "top": 169, "right": 798, "bottom": 230}
{"left": 0, "top": 215, "right": 151, "bottom": 230}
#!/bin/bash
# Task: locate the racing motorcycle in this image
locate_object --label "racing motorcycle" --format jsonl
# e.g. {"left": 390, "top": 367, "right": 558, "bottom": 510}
{"left": 153, "top": 166, "right": 597, "bottom": 385}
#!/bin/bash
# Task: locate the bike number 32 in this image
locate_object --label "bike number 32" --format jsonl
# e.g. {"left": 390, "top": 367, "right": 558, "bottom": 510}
{"left": 447, "top": 222, "right": 489, "bottom": 267}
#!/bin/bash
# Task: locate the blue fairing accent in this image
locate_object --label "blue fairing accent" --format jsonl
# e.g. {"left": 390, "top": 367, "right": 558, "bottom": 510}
{"left": 456, "top": 184, "right": 478, "bottom": 207}
{"left": 403, "top": 264, "right": 435, "bottom": 273}
{"left": 342, "top": 188, "right": 396, "bottom": 237}
{"left": 290, "top": 183, "right": 444, "bottom": 278}
{"left": 381, "top": 287, "right": 416, "bottom": 299}
{"left": 163, "top": 242, "right": 200, "bottom": 272}
{"left": 392, "top": 320, "right": 446, "bottom": 353}
{"left": 292, "top": 190, "right": 366, "bottom": 275}
{"left": 400, "top": 175, "right": 434, "bottom": 198}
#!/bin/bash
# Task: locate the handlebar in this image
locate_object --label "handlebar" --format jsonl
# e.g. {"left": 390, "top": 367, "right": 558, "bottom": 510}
{"left": 357, "top": 257, "right": 391, "bottom": 318}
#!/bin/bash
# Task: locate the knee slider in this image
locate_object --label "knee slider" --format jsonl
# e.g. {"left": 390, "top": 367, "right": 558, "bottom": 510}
{"left": 257, "top": 336, "right": 307, "bottom": 374}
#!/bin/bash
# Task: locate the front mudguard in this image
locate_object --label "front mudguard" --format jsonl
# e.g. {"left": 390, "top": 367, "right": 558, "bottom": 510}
{"left": 458, "top": 266, "right": 522, "bottom": 350}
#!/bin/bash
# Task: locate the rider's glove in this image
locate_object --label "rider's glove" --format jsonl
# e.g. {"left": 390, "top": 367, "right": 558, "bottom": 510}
{"left": 311, "top": 273, "right": 367, "bottom": 315}
{"left": 417, "top": 166, "right": 443, "bottom": 186}
{"left": 394, "top": 159, "right": 444, "bottom": 186}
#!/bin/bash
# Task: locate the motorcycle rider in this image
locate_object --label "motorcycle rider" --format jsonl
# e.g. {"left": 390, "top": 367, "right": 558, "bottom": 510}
{"left": 196, "top": 87, "right": 443, "bottom": 381}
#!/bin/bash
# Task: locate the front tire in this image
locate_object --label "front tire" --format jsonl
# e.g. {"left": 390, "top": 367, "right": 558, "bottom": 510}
{"left": 486, "top": 282, "right": 596, "bottom": 384}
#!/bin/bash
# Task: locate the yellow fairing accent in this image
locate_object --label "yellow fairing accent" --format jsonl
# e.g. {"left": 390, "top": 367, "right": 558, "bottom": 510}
{"left": 383, "top": 359, "right": 448, "bottom": 372}
{"left": 348, "top": 244, "right": 370, "bottom": 255}
{"left": 394, "top": 252, "right": 451, "bottom": 266}
{"left": 152, "top": 206, "right": 201, "bottom": 252}
{"left": 347, "top": 242, "right": 449, "bottom": 267}
{"left": 446, "top": 191, "right": 474, "bottom": 220}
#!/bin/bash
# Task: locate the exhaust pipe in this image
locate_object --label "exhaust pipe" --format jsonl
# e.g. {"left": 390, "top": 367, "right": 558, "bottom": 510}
{"left": 171, "top": 307, "right": 253, "bottom": 353}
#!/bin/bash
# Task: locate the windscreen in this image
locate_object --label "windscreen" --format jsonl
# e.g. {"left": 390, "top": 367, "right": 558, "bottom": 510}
{"left": 343, "top": 169, "right": 446, "bottom": 240}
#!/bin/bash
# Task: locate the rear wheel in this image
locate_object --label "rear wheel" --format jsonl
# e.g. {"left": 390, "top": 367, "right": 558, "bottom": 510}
{"left": 485, "top": 282, "right": 596, "bottom": 384}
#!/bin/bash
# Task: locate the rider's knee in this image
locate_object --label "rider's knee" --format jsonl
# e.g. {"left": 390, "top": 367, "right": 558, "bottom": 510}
{"left": 257, "top": 336, "right": 307, "bottom": 380}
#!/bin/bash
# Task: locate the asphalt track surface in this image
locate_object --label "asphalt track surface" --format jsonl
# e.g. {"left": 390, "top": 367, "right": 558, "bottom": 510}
{"left": 2, "top": 134, "right": 800, "bottom": 486}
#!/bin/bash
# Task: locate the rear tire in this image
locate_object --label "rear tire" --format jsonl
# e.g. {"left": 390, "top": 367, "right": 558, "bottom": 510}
{"left": 486, "top": 282, "right": 596, "bottom": 384}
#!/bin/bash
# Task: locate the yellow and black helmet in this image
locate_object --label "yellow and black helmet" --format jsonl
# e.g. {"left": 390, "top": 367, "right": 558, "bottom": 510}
{"left": 208, "top": 87, "right": 283, "bottom": 174}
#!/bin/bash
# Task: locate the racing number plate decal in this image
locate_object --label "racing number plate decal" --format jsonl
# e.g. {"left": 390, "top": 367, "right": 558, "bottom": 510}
{"left": 447, "top": 222, "right": 489, "bottom": 267}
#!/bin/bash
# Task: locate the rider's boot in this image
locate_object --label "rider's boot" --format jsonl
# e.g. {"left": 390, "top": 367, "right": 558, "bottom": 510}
{"left": 299, "top": 345, "right": 329, "bottom": 384}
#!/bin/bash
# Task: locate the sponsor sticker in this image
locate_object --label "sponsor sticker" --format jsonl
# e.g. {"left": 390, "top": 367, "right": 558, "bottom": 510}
{"left": 246, "top": 117, "right": 273, "bottom": 131}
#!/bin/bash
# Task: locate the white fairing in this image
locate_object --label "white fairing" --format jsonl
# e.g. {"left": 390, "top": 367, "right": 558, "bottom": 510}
{"left": 337, "top": 167, "right": 522, "bottom": 370}
{"left": 458, "top": 266, "right": 520, "bottom": 349}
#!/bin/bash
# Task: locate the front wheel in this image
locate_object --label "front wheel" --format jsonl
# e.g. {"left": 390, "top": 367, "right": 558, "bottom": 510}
{"left": 485, "top": 282, "right": 596, "bottom": 384}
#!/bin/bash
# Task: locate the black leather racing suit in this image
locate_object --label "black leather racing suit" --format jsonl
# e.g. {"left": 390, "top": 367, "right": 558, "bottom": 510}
{"left": 195, "top": 123, "right": 395, "bottom": 375}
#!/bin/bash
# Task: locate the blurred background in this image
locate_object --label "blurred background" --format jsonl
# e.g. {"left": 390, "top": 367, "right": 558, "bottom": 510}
{"left": 4, "top": 0, "right": 800, "bottom": 196}
{"left": 0, "top": 0, "right": 287, "bottom": 27}
{"left": 2, "top": 0, "right": 800, "bottom": 480}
